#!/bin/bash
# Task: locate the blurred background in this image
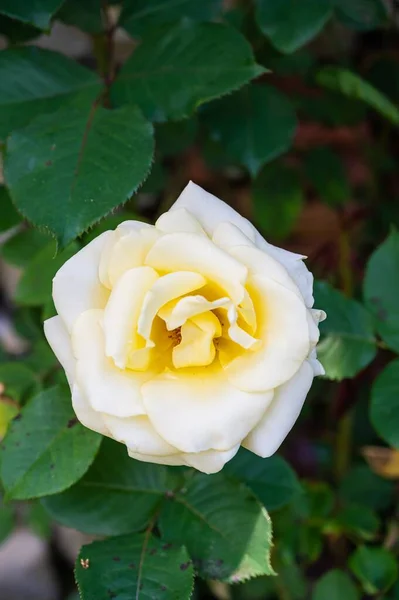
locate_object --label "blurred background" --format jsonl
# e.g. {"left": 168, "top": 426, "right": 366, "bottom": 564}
{"left": 1, "top": 0, "right": 399, "bottom": 599}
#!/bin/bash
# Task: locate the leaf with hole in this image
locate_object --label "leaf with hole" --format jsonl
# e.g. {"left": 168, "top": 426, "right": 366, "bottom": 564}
{"left": 75, "top": 533, "right": 194, "bottom": 600}
{"left": 1, "top": 386, "right": 102, "bottom": 500}
{"left": 4, "top": 104, "right": 154, "bottom": 247}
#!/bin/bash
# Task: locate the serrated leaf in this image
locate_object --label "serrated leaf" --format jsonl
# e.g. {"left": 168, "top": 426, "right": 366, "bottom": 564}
{"left": 314, "top": 281, "right": 377, "bottom": 380}
{"left": 316, "top": 67, "right": 399, "bottom": 126}
{"left": 0, "top": 47, "right": 102, "bottom": 139}
{"left": 159, "top": 472, "right": 274, "bottom": 582}
{"left": 112, "top": 22, "right": 265, "bottom": 122}
{"left": 334, "top": 0, "right": 389, "bottom": 31}
{"left": 1, "top": 228, "right": 52, "bottom": 267}
{"left": 370, "top": 359, "right": 399, "bottom": 448}
{"left": 224, "top": 449, "right": 302, "bottom": 511}
{"left": 349, "top": 546, "right": 398, "bottom": 594}
{"left": 202, "top": 84, "right": 296, "bottom": 176}
{"left": 76, "top": 534, "right": 194, "bottom": 600}
{"left": 0, "top": 14, "right": 41, "bottom": 44}
{"left": 364, "top": 230, "right": 399, "bottom": 352}
{"left": 255, "top": 0, "right": 332, "bottom": 54}
{"left": 121, "top": 0, "right": 222, "bottom": 37}
{"left": 252, "top": 161, "right": 303, "bottom": 236}
{"left": 0, "top": 185, "right": 21, "bottom": 232}
{"left": 15, "top": 241, "right": 78, "bottom": 306}
{"left": 1, "top": 386, "right": 102, "bottom": 500}
{"left": 4, "top": 104, "right": 154, "bottom": 247}
{"left": 42, "top": 438, "right": 181, "bottom": 535}
{"left": 0, "top": 0, "right": 63, "bottom": 29}
{"left": 313, "top": 570, "right": 359, "bottom": 600}
{"left": 0, "top": 362, "right": 40, "bottom": 403}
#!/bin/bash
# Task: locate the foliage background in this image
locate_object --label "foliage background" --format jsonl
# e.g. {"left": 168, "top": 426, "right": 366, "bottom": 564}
{"left": 0, "top": 0, "right": 399, "bottom": 599}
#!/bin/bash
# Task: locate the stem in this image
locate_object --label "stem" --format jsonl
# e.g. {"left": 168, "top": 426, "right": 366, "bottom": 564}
{"left": 92, "top": 1, "right": 116, "bottom": 107}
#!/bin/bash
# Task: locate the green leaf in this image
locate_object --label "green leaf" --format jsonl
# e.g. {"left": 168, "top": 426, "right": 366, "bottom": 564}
{"left": 349, "top": 546, "right": 398, "bottom": 594}
{"left": 339, "top": 465, "right": 394, "bottom": 510}
{"left": 0, "top": 0, "right": 63, "bottom": 29}
{"left": 1, "top": 386, "right": 102, "bottom": 500}
{"left": 364, "top": 230, "right": 399, "bottom": 353}
{"left": 316, "top": 67, "right": 399, "bottom": 126}
{"left": 332, "top": 504, "right": 380, "bottom": 541}
{"left": 24, "top": 339, "right": 57, "bottom": 377}
{"left": 0, "top": 362, "right": 40, "bottom": 402}
{"left": 156, "top": 117, "right": 198, "bottom": 157}
{"left": 252, "top": 162, "right": 303, "bottom": 237}
{"left": 0, "top": 14, "right": 41, "bottom": 44}
{"left": 314, "top": 281, "right": 377, "bottom": 380}
{"left": 304, "top": 147, "right": 350, "bottom": 207}
{"left": 224, "top": 449, "right": 302, "bottom": 511}
{"left": 370, "top": 359, "right": 399, "bottom": 448}
{"left": 255, "top": 0, "right": 332, "bottom": 54}
{"left": 1, "top": 228, "right": 51, "bottom": 267}
{"left": 57, "top": 0, "right": 102, "bottom": 33}
{"left": 42, "top": 438, "right": 181, "bottom": 535}
{"left": 82, "top": 211, "right": 142, "bottom": 244}
{"left": 0, "top": 499, "right": 14, "bottom": 543}
{"left": 27, "top": 501, "right": 52, "bottom": 539}
{"left": 0, "top": 185, "right": 21, "bottom": 232}
{"left": 202, "top": 84, "right": 296, "bottom": 176}
{"left": 112, "top": 22, "right": 265, "bottom": 122}
{"left": 0, "top": 47, "right": 102, "bottom": 139}
{"left": 334, "top": 0, "right": 389, "bottom": 30}
{"left": 0, "top": 398, "right": 19, "bottom": 439}
{"left": 5, "top": 104, "right": 154, "bottom": 247}
{"left": 121, "top": 0, "right": 222, "bottom": 37}
{"left": 159, "top": 472, "right": 274, "bottom": 582}
{"left": 312, "top": 570, "right": 359, "bottom": 600}
{"left": 75, "top": 534, "right": 194, "bottom": 600}
{"left": 15, "top": 241, "right": 78, "bottom": 306}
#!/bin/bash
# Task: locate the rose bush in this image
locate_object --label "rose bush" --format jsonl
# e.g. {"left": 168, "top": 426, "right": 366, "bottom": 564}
{"left": 44, "top": 181, "right": 325, "bottom": 473}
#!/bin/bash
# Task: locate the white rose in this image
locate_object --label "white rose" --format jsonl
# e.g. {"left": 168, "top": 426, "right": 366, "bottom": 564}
{"left": 44, "top": 182, "right": 325, "bottom": 474}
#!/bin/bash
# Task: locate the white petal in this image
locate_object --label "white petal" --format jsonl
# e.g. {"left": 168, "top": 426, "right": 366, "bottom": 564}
{"left": 222, "top": 275, "right": 310, "bottom": 392}
{"left": 184, "top": 446, "right": 240, "bottom": 474}
{"left": 308, "top": 348, "right": 325, "bottom": 376}
{"left": 102, "top": 415, "right": 179, "bottom": 456}
{"left": 103, "top": 266, "right": 159, "bottom": 368}
{"left": 128, "top": 450, "right": 187, "bottom": 467}
{"left": 72, "top": 385, "right": 110, "bottom": 436}
{"left": 171, "top": 181, "right": 258, "bottom": 240}
{"left": 142, "top": 367, "right": 273, "bottom": 453}
{"left": 72, "top": 309, "right": 147, "bottom": 418}
{"left": 173, "top": 182, "right": 314, "bottom": 307}
{"left": 156, "top": 208, "right": 206, "bottom": 235}
{"left": 53, "top": 231, "right": 112, "bottom": 332}
{"left": 159, "top": 295, "right": 229, "bottom": 330}
{"left": 145, "top": 232, "right": 247, "bottom": 304}
{"left": 43, "top": 316, "right": 75, "bottom": 387}
{"left": 137, "top": 271, "right": 206, "bottom": 343}
{"left": 243, "top": 360, "right": 314, "bottom": 457}
{"left": 106, "top": 227, "right": 160, "bottom": 288}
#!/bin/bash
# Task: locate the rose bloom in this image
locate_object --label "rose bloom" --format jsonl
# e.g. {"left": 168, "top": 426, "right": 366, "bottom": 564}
{"left": 44, "top": 182, "right": 325, "bottom": 474}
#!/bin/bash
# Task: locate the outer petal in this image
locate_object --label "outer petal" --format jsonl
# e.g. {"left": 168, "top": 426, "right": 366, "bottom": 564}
{"left": 222, "top": 275, "right": 310, "bottom": 392}
{"left": 171, "top": 182, "right": 314, "bottom": 306}
{"left": 72, "top": 385, "right": 110, "bottom": 436}
{"left": 155, "top": 208, "right": 206, "bottom": 235}
{"left": 142, "top": 367, "right": 273, "bottom": 453}
{"left": 43, "top": 316, "right": 75, "bottom": 387}
{"left": 184, "top": 445, "right": 240, "bottom": 474}
{"left": 243, "top": 360, "right": 314, "bottom": 457}
{"left": 53, "top": 231, "right": 112, "bottom": 332}
{"left": 102, "top": 415, "right": 179, "bottom": 456}
{"left": 72, "top": 309, "right": 147, "bottom": 418}
{"left": 127, "top": 450, "right": 187, "bottom": 467}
